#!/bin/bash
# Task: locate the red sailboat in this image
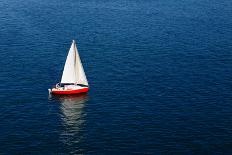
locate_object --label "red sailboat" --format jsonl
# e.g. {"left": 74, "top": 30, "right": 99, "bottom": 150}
{"left": 49, "top": 40, "right": 89, "bottom": 95}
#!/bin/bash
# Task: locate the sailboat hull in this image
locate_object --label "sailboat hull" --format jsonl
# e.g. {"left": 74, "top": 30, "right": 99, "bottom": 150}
{"left": 51, "top": 87, "right": 89, "bottom": 95}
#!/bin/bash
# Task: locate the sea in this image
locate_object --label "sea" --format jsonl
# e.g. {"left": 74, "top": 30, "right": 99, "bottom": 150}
{"left": 0, "top": 0, "right": 232, "bottom": 154}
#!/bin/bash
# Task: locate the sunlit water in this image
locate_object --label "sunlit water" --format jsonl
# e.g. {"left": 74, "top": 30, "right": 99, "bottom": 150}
{"left": 0, "top": 0, "right": 232, "bottom": 154}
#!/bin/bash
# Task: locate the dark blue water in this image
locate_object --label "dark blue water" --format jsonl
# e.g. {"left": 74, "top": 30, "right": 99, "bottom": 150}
{"left": 1, "top": 0, "right": 232, "bottom": 154}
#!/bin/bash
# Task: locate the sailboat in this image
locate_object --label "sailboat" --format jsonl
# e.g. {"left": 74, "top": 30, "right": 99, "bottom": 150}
{"left": 48, "top": 40, "right": 89, "bottom": 95}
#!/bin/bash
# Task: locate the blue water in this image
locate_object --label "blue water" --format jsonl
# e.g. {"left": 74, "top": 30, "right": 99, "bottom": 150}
{"left": 0, "top": 0, "right": 232, "bottom": 154}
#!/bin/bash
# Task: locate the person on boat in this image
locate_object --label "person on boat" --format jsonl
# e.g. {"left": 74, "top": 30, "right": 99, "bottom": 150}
{"left": 56, "top": 83, "right": 60, "bottom": 88}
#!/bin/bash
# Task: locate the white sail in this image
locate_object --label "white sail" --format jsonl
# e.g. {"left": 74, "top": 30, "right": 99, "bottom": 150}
{"left": 73, "top": 41, "right": 88, "bottom": 86}
{"left": 61, "top": 40, "right": 88, "bottom": 86}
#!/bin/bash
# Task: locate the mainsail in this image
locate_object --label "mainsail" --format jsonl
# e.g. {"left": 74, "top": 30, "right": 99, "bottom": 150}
{"left": 61, "top": 40, "right": 88, "bottom": 86}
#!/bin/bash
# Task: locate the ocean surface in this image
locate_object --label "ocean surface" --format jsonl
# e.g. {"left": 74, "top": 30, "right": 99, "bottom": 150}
{"left": 0, "top": 0, "right": 232, "bottom": 154}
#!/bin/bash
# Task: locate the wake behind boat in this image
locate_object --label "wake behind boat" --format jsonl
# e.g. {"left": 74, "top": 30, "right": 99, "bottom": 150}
{"left": 49, "top": 40, "right": 89, "bottom": 95}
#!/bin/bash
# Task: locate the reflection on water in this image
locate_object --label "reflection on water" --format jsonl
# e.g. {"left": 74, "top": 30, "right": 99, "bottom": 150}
{"left": 51, "top": 94, "right": 89, "bottom": 153}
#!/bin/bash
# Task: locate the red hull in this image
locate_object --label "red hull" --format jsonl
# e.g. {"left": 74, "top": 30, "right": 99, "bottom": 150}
{"left": 51, "top": 87, "right": 89, "bottom": 95}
